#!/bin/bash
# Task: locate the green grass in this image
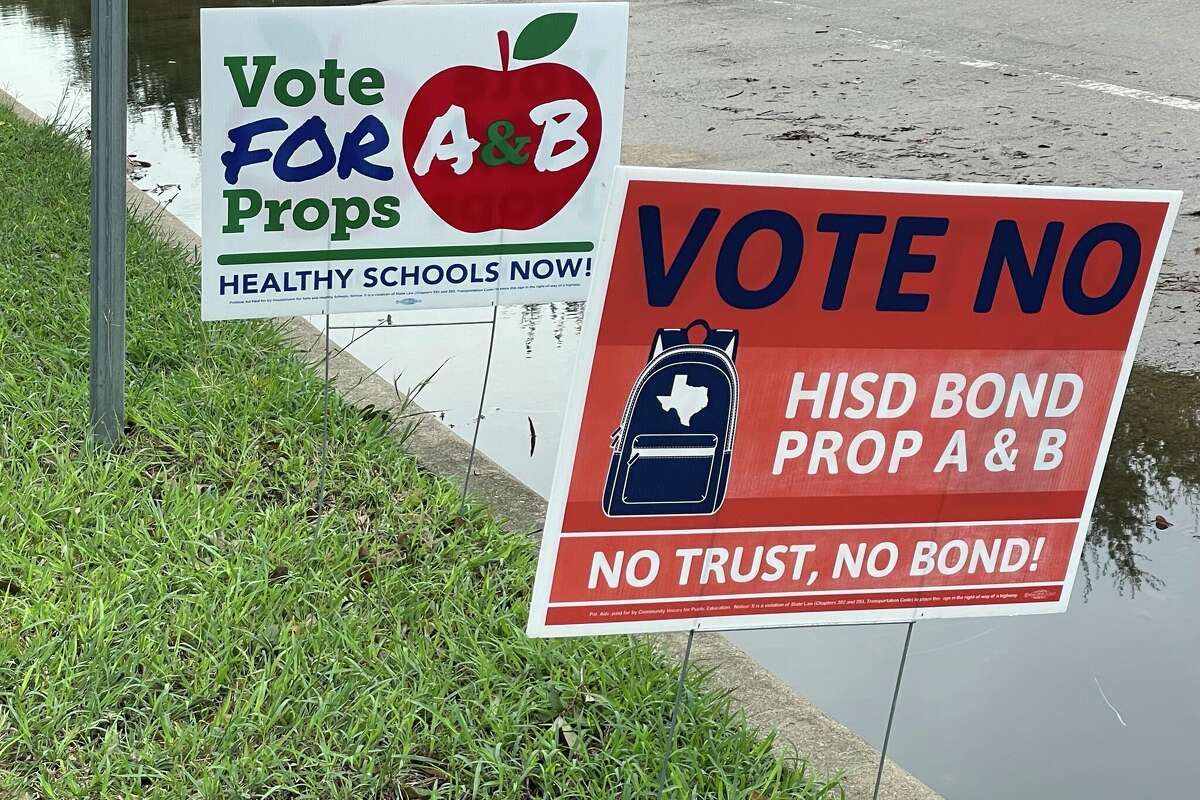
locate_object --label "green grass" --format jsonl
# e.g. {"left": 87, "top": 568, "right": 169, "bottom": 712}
{"left": 0, "top": 106, "right": 841, "bottom": 799}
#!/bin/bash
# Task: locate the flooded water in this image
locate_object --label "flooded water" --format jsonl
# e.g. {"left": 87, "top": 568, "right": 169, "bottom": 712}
{"left": 730, "top": 364, "right": 1200, "bottom": 798}
{"left": 2, "top": 2, "right": 1197, "bottom": 798}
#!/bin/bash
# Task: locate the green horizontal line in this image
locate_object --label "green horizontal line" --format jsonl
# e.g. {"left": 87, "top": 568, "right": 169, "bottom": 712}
{"left": 216, "top": 241, "right": 594, "bottom": 266}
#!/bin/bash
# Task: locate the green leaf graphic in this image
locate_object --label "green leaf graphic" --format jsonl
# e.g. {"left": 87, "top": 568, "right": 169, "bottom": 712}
{"left": 512, "top": 13, "right": 578, "bottom": 61}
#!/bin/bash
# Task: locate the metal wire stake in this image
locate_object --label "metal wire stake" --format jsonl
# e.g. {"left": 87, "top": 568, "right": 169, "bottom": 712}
{"left": 655, "top": 628, "right": 696, "bottom": 800}
{"left": 458, "top": 303, "right": 500, "bottom": 514}
{"left": 315, "top": 313, "right": 332, "bottom": 532}
{"left": 872, "top": 621, "right": 916, "bottom": 800}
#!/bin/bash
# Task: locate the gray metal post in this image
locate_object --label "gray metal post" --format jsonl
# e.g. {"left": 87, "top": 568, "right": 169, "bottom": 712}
{"left": 872, "top": 621, "right": 916, "bottom": 800}
{"left": 89, "top": 0, "right": 128, "bottom": 444}
{"left": 654, "top": 628, "right": 696, "bottom": 800}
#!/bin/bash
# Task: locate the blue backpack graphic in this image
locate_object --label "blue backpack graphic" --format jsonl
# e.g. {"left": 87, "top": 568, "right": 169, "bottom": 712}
{"left": 603, "top": 320, "right": 739, "bottom": 517}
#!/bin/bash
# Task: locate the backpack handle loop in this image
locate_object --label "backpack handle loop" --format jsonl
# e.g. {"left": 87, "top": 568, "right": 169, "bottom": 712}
{"left": 685, "top": 319, "right": 714, "bottom": 340}
{"left": 649, "top": 319, "right": 738, "bottom": 361}
{"left": 688, "top": 318, "right": 738, "bottom": 359}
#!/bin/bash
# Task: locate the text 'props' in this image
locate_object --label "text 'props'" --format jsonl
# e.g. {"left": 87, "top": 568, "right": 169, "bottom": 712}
{"left": 200, "top": 3, "right": 627, "bottom": 319}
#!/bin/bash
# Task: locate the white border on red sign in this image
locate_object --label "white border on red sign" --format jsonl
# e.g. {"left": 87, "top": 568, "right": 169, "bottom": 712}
{"left": 527, "top": 166, "right": 1182, "bottom": 638}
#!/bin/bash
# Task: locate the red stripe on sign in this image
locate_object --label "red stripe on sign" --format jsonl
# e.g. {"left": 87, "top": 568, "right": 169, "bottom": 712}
{"left": 547, "top": 523, "right": 1075, "bottom": 602}
{"left": 544, "top": 584, "right": 1064, "bottom": 626}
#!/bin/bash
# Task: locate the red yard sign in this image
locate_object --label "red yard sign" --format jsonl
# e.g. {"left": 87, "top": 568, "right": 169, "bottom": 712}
{"left": 527, "top": 167, "right": 1179, "bottom": 637}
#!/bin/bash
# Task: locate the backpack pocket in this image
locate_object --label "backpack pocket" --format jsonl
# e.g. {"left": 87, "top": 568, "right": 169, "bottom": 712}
{"left": 622, "top": 433, "right": 718, "bottom": 506}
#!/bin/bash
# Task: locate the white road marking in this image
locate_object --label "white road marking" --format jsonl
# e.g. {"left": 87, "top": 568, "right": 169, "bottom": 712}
{"left": 755, "top": 0, "right": 1200, "bottom": 112}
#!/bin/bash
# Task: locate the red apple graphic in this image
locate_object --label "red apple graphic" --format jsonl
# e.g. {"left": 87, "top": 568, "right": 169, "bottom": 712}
{"left": 402, "top": 13, "right": 602, "bottom": 233}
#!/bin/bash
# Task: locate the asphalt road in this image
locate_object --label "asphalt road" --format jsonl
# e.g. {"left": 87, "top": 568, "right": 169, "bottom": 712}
{"left": 620, "top": 0, "right": 1200, "bottom": 371}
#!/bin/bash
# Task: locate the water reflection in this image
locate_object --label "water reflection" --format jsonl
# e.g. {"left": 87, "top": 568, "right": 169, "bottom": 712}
{"left": 517, "top": 300, "right": 585, "bottom": 355}
{"left": 1088, "top": 363, "right": 1200, "bottom": 596}
{"left": 0, "top": 1, "right": 372, "bottom": 149}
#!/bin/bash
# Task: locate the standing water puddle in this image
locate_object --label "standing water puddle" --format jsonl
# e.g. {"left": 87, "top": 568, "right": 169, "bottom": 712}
{"left": 2, "top": 3, "right": 1197, "bottom": 797}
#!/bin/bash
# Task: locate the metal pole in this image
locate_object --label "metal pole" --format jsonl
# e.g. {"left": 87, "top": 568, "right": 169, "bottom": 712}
{"left": 89, "top": 0, "right": 127, "bottom": 444}
{"left": 459, "top": 303, "right": 500, "bottom": 511}
{"left": 654, "top": 628, "right": 696, "bottom": 800}
{"left": 872, "top": 621, "right": 916, "bottom": 800}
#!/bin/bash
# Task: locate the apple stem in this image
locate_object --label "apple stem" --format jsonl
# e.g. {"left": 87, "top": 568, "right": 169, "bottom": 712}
{"left": 498, "top": 30, "right": 510, "bottom": 71}
{"left": 496, "top": 30, "right": 511, "bottom": 71}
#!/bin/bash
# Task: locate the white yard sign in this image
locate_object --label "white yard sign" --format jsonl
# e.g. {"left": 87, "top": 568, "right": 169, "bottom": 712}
{"left": 200, "top": 3, "right": 627, "bottom": 320}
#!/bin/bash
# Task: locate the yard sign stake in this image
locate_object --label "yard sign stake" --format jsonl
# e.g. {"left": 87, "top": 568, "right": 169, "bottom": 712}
{"left": 460, "top": 303, "right": 501, "bottom": 512}
{"left": 654, "top": 628, "right": 696, "bottom": 800}
{"left": 872, "top": 621, "right": 916, "bottom": 800}
{"left": 315, "top": 313, "right": 332, "bottom": 536}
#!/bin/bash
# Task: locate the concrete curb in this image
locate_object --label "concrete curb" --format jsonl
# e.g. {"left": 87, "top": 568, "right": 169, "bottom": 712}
{"left": 1, "top": 87, "right": 941, "bottom": 800}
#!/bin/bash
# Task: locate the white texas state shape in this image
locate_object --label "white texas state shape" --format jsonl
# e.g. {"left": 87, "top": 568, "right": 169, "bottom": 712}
{"left": 657, "top": 374, "right": 709, "bottom": 427}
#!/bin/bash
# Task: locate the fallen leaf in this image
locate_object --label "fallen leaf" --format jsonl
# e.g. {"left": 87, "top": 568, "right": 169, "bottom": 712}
{"left": 1154, "top": 514, "right": 1171, "bottom": 530}
{"left": 552, "top": 716, "right": 578, "bottom": 749}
